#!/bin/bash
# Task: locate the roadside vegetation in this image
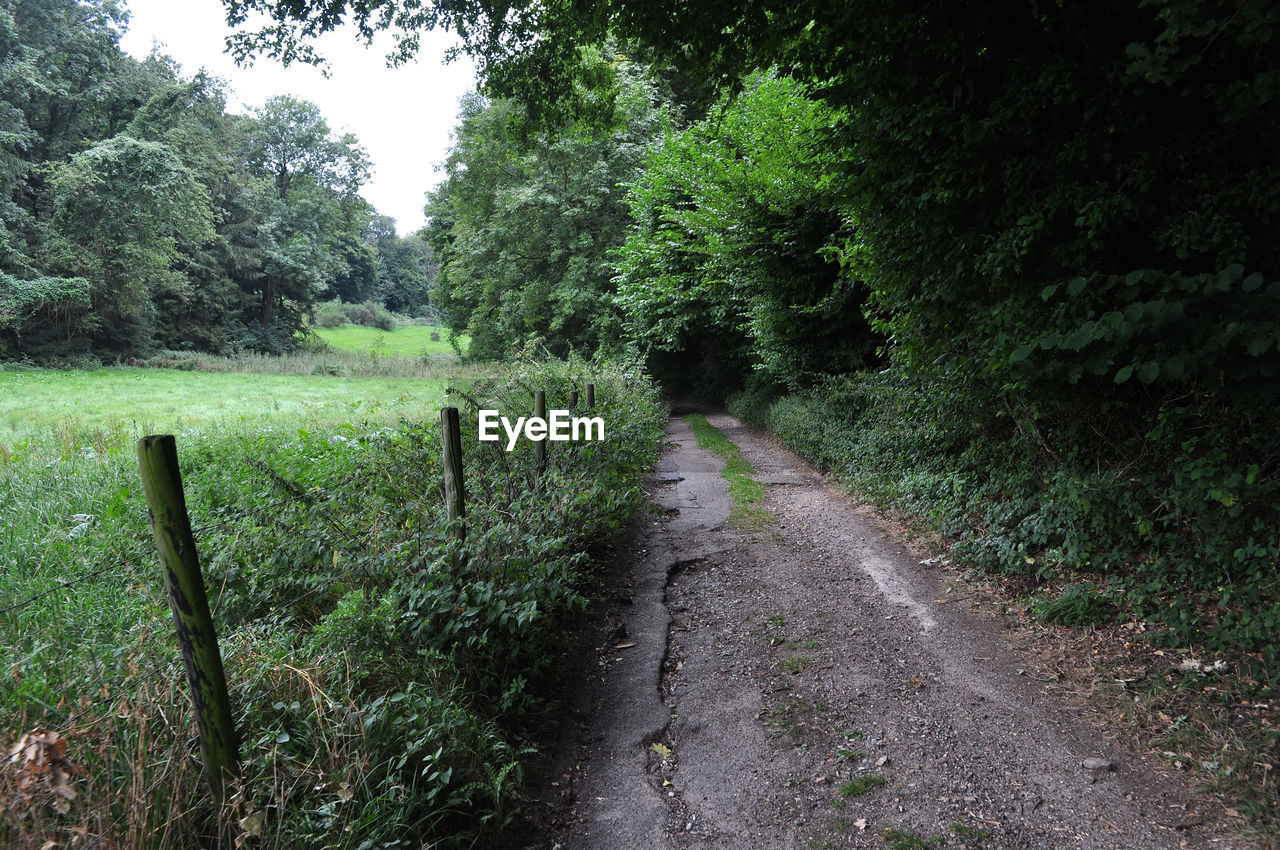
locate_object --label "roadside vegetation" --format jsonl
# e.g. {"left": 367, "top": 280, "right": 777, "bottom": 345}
{"left": 1, "top": 356, "right": 663, "bottom": 847}
{"left": 4, "top": 0, "right": 1277, "bottom": 841}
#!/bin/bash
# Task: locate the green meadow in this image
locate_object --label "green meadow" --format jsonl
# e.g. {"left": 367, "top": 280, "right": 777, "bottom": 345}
{"left": 0, "top": 367, "right": 449, "bottom": 449}
{"left": 312, "top": 323, "right": 468, "bottom": 356}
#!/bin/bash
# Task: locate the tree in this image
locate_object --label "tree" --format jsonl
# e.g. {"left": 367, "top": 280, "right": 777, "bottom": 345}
{"left": 367, "top": 215, "right": 434, "bottom": 313}
{"left": 240, "top": 95, "right": 371, "bottom": 337}
{"left": 618, "top": 73, "right": 874, "bottom": 391}
{"left": 425, "top": 55, "right": 667, "bottom": 359}
{"left": 43, "top": 135, "right": 214, "bottom": 353}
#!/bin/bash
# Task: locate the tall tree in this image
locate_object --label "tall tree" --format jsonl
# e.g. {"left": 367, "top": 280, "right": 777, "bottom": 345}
{"left": 618, "top": 73, "right": 873, "bottom": 391}
{"left": 425, "top": 55, "right": 667, "bottom": 359}
{"left": 240, "top": 95, "right": 371, "bottom": 335}
{"left": 44, "top": 135, "right": 214, "bottom": 353}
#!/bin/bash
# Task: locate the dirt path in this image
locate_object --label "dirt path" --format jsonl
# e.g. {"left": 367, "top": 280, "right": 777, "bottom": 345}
{"left": 537, "top": 414, "right": 1243, "bottom": 849}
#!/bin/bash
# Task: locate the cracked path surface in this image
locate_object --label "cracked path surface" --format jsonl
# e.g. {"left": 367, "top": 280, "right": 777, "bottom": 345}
{"left": 546, "top": 415, "right": 1242, "bottom": 849}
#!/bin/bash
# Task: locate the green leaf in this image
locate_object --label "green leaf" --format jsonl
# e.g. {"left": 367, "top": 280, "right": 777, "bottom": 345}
{"left": 1114, "top": 364, "right": 1134, "bottom": 384}
{"left": 1242, "top": 272, "right": 1263, "bottom": 293}
{"left": 1137, "top": 361, "right": 1160, "bottom": 383}
{"left": 1246, "top": 334, "right": 1271, "bottom": 356}
{"left": 1011, "top": 345, "right": 1032, "bottom": 363}
{"left": 1067, "top": 277, "right": 1087, "bottom": 296}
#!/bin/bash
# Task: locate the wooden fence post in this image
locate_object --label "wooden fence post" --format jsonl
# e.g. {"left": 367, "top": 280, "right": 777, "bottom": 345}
{"left": 136, "top": 435, "right": 239, "bottom": 803}
{"left": 585, "top": 382, "right": 595, "bottom": 409}
{"left": 533, "top": 390, "right": 547, "bottom": 468}
{"left": 568, "top": 389, "right": 579, "bottom": 410}
{"left": 440, "top": 406, "right": 466, "bottom": 540}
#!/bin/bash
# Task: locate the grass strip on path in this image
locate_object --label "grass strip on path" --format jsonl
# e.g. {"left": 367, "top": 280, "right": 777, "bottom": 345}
{"left": 684, "top": 414, "right": 770, "bottom": 528}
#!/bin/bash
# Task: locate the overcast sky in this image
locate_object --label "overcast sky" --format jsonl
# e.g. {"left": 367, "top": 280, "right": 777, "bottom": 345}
{"left": 118, "top": 0, "right": 477, "bottom": 234}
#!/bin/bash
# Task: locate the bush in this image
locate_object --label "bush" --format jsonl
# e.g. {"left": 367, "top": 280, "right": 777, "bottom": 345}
{"left": 313, "top": 300, "right": 347, "bottom": 328}
{"left": 313, "top": 299, "right": 398, "bottom": 331}
{"left": 733, "top": 365, "right": 1280, "bottom": 662}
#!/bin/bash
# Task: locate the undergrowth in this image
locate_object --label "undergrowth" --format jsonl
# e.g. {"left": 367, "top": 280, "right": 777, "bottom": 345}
{"left": 0, "top": 355, "right": 664, "bottom": 848}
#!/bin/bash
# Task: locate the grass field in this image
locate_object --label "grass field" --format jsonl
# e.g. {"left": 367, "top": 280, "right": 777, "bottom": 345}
{"left": 0, "top": 359, "right": 463, "bottom": 843}
{"left": 0, "top": 367, "right": 450, "bottom": 449}
{"left": 312, "top": 323, "right": 468, "bottom": 357}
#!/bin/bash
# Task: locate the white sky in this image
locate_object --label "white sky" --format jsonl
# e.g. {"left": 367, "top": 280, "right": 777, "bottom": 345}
{"left": 118, "top": 0, "right": 477, "bottom": 234}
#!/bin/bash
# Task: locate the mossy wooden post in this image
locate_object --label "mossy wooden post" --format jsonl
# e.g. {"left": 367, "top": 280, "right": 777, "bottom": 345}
{"left": 568, "top": 389, "right": 579, "bottom": 410}
{"left": 440, "top": 406, "right": 466, "bottom": 541}
{"left": 585, "top": 382, "right": 595, "bottom": 409}
{"left": 136, "top": 435, "right": 238, "bottom": 803}
{"left": 533, "top": 390, "right": 547, "bottom": 468}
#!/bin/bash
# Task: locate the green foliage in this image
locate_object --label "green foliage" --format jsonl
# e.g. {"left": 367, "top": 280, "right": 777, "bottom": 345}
{"left": 425, "top": 52, "right": 668, "bottom": 360}
{"left": 315, "top": 299, "right": 397, "bottom": 330}
{"left": 0, "top": 357, "right": 664, "bottom": 846}
{"left": 0, "top": 8, "right": 429, "bottom": 361}
{"left": 45, "top": 135, "right": 215, "bottom": 354}
{"left": 618, "top": 73, "right": 875, "bottom": 390}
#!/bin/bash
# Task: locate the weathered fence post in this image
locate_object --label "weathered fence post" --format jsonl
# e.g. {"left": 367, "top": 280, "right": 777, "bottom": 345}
{"left": 533, "top": 390, "right": 547, "bottom": 468}
{"left": 440, "top": 406, "right": 466, "bottom": 540}
{"left": 585, "top": 382, "right": 595, "bottom": 409}
{"left": 136, "top": 435, "right": 239, "bottom": 803}
{"left": 568, "top": 389, "right": 579, "bottom": 410}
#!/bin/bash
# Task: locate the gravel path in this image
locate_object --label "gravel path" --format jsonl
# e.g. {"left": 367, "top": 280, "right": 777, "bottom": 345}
{"left": 538, "top": 414, "right": 1243, "bottom": 849}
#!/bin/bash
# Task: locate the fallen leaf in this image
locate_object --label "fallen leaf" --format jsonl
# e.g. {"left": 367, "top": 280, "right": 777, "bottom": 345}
{"left": 854, "top": 818, "right": 867, "bottom": 831}
{"left": 650, "top": 743, "right": 673, "bottom": 758}
{"left": 614, "top": 642, "right": 637, "bottom": 649}
{"left": 875, "top": 756, "right": 889, "bottom": 767}
{"left": 239, "top": 811, "right": 266, "bottom": 837}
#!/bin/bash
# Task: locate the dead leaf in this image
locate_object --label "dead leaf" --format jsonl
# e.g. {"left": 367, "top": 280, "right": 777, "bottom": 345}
{"left": 336, "top": 783, "right": 354, "bottom": 803}
{"left": 239, "top": 811, "right": 266, "bottom": 837}
{"left": 614, "top": 642, "right": 637, "bottom": 649}
{"left": 650, "top": 743, "right": 673, "bottom": 759}
{"left": 875, "top": 756, "right": 889, "bottom": 767}
{"left": 854, "top": 818, "right": 867, "bottom": 831}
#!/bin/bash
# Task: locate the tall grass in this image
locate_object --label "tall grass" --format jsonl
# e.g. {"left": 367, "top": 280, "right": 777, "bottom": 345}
{"left": 0, "top": 356, "right": 664, "bottom": 848}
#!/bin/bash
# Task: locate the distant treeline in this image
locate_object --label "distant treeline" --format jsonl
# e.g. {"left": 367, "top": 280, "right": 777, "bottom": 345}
{"left": 0, "top": 0, "right": 435, "bottom": 360}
